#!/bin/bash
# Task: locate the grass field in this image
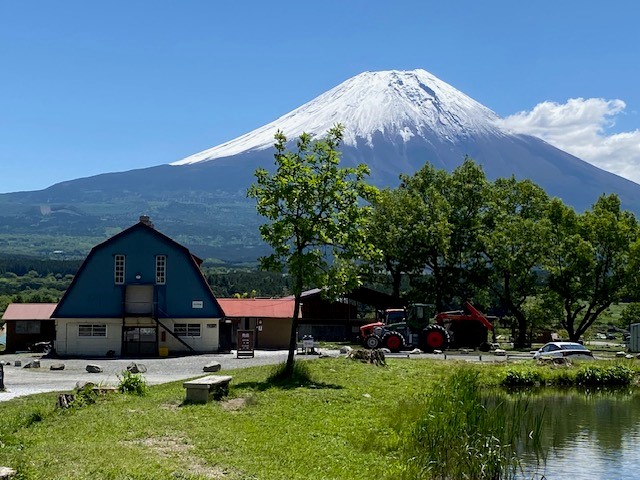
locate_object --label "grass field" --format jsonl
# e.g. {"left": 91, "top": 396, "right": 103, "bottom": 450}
{"left": 1, "top": 357, "right": 639, "bottom": 479}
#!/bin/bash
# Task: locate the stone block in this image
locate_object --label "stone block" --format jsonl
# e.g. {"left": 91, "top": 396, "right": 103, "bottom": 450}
{"left": 86, "top": 364, "right": 103, "bottom": 373}
{"left": 203, "top": 362, "right": 221, "bottom": 372}
{"left": 126, "top": 362, "right": 147, "bottom": 373}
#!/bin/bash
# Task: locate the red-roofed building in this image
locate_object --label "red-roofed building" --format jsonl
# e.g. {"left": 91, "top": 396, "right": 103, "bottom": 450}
{"left": 1, "top": 303, "right": 57, "bottom": 353}
{"left": 217, "top": 298, "right": 295, "bottom": 349}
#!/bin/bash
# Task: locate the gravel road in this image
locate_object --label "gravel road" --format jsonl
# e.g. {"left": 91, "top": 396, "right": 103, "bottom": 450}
{"left": 0, "top": 350, "right": 333, "bottom": 402}
{"left": 0, "top": 349, "right": 527, "bottom": 403}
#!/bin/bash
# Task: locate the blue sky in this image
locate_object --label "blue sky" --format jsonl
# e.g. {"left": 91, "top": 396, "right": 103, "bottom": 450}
{"left": 1, "top": 1, "right": 639, "bottom": 193}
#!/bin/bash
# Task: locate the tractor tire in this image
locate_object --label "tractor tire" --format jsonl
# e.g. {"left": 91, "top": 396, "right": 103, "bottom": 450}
{"left": 364, "top": 334, "right": 382, "bottom": 350}
{"left": 383, "top": 331, "right": 404, "bottom": 353}
{"left": 420, "top": 325, "right": 450, "bottom": 353}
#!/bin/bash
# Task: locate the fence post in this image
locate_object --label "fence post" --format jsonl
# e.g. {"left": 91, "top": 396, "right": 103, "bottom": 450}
{"left": 0, "top": 363, "right": 4, "bottom": 391}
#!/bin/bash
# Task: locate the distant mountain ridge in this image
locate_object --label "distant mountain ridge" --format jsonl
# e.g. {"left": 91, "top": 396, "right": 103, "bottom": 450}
{"left": 1, "top": 69, "right": 640, "bottom": 260}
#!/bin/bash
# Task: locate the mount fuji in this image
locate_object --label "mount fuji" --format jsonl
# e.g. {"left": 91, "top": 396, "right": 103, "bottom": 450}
{"left": 2, "top": 69, "right": 640, "bottom": 260}
{"left": 171, "top": 69, "right": 640, "bottom": 209}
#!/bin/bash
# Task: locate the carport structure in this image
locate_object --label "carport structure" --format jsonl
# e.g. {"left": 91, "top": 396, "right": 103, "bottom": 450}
{"left": 296, "top": 287, "right": 404, "bottom": 341}
{"left": 1, "top": 303, "right": 56, "bottom": 353}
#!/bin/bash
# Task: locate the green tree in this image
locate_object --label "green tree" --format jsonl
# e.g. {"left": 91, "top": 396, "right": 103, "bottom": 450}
{"left": 480, "top": 177, "right": 550, "bottom": 347}
{"left": 248, "top": 125, "right": 378, "bottom": 375}
{"left": 394, "top": 158, "right": 488, "bottom": 310}
{"left": 437, "top": 158, "right": 489, "bottom": 305}
{"left": 546, "top": 194, "right": 639, "bottom": 340}
{"left": 619, "top": 303, "right": 640, "bottom": 330}
{"left": 368, "top": 186, "right": 447, "bottom": 299}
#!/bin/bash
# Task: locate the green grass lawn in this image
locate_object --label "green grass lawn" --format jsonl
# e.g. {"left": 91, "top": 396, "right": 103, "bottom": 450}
{"left": 1, "top": 357, "right": 639, "bottom": 480}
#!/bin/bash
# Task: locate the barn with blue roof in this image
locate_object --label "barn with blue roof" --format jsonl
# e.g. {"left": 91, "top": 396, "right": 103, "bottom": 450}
{"left": 53, "top": 216, "right": 226, "bottom": 357}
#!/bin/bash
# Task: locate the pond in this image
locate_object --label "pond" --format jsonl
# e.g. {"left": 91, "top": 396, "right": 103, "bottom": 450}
{"left": 505, "top": 389, "right": 640, "bottom": 479}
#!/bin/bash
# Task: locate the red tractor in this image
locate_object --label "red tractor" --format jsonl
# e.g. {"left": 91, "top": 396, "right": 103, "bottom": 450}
{"left": 360, "top": 302, "right": 494, "bottom": 353}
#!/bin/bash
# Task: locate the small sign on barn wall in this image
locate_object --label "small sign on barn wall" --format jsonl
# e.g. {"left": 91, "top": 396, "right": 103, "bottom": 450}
{"left": 192, "top": 300, "right": 203, "bottom": 309}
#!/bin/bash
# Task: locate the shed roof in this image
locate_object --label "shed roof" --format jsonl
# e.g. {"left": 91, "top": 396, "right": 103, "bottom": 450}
{"left": 2, "top": 303, "right": 57, "bottom": 321}
{"left": 218, "top": 298, "right": 295, "bottom": 318}
{"left": 287, "top": 287, "right": 404, "bottom": 310}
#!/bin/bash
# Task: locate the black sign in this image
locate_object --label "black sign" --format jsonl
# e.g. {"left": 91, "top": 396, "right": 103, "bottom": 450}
{"left": 237, "top": 329, "right": 255, "bottom": 358}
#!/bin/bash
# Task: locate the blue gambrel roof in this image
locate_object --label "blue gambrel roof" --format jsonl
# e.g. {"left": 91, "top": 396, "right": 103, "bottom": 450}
{"left": 53, "top": 221, "right": 224, "bottom": 319}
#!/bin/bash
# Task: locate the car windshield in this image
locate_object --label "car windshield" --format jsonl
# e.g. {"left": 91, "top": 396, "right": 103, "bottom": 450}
{"left": 560, "top": 344, "right": 588, "bottom": 351}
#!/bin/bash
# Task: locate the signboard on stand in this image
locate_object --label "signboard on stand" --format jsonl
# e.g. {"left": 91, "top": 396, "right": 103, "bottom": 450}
{"left": 237, "top": 329, "right": 255, "bottom": 358}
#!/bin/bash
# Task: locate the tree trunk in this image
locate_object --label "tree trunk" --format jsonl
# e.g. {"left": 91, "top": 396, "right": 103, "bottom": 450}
{"left": 391, "top": 271, "right": 402, "bottom": 299}
{"left": 284, "top": 293, "right": 302, "bottom": 376}
{"left": 513, "top": 309, "right": 529, "bottom": 348}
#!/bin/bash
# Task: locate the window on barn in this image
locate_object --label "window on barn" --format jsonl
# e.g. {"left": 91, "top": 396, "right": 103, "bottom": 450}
{"left": 156, "top": 255, "right": 166, "bottom": 284}
{"left": 115, "top": 255, "right": 125, "bottom": 284}
{"left": 78, "top": 324, "right": 107, "bottom": 337}
{"left": 15, "top": 321, "right": 41, "bottom": 334}
{"left": 174, "top": 323, "right": 201, "bottom": 337}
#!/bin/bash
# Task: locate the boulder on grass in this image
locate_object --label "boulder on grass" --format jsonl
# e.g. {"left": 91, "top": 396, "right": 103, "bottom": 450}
{"left": 126, "top": 362, "right": 147, "bottom": 374}
{"left": 494, "top": 349, "right": 507, "bottom": 356}
{"left": 23, "top": 360, "right": 41, "bottom": 369}
{"left": 203, "top": 362, "right": 221, "bottom": 373}
{"left": 86, "top": 364, "right": 103, "bottom": 373}
{"left": 50, "top": 363, "right": 65, "bottom": 371}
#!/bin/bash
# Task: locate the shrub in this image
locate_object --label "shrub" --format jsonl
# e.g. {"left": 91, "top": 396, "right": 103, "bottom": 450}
{"left": 501, "top": 368, "right": 544, "bottom": 387}
{"left": 267, "top": 360, "right": 314, "bottom": 387}
{"left": 117, "top": 370, "right": 148, "bottom": 395}
{"left": 74, "top": 383, "right": 98, "bottom": 406}
{"left": 575, "top": 364, "right": 634, "bottom": 387}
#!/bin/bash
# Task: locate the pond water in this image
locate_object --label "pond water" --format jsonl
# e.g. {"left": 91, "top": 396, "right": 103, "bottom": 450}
{"left": 507, "top": 389, "right": 640, "bottom": 479}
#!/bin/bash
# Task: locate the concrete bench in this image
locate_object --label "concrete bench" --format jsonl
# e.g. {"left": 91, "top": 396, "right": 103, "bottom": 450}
{"left": 183, "top": 375, "right": 232, "bottom": 403}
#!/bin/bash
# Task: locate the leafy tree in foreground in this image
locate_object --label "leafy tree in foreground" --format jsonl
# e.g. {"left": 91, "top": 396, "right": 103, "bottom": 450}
{"left": 248, "top": 125, "right": 378, "bottom": 376}
{"left": 546, "top": 194, "right": 640, "bottom": 340}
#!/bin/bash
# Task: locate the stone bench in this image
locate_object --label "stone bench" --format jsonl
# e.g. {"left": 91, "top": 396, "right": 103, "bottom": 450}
{"left": 183, "top": 375, "right": 232, "bottom": 403}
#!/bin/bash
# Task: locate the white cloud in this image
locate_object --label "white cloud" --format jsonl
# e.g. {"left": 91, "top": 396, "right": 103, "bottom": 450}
{"left": 499, "top": 98, "right": 640, "bottom": 184}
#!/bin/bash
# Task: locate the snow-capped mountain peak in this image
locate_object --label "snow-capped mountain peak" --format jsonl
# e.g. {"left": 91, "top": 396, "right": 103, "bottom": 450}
{"left": 172, "top": 69, "right": 503, "bottom": 166}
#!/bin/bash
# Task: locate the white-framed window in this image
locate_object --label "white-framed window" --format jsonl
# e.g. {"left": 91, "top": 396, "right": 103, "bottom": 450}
{"left": 156, "top": 255, "right": 166, "bottom": 284}
{"left": 115, "top": 254, "right": 125, "bottom": 284}
{"left": 174, "top": 323, "right": 201, "bottom": 338}
{"left": 79, "top": 324, "right": 107, "bottom": 337}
